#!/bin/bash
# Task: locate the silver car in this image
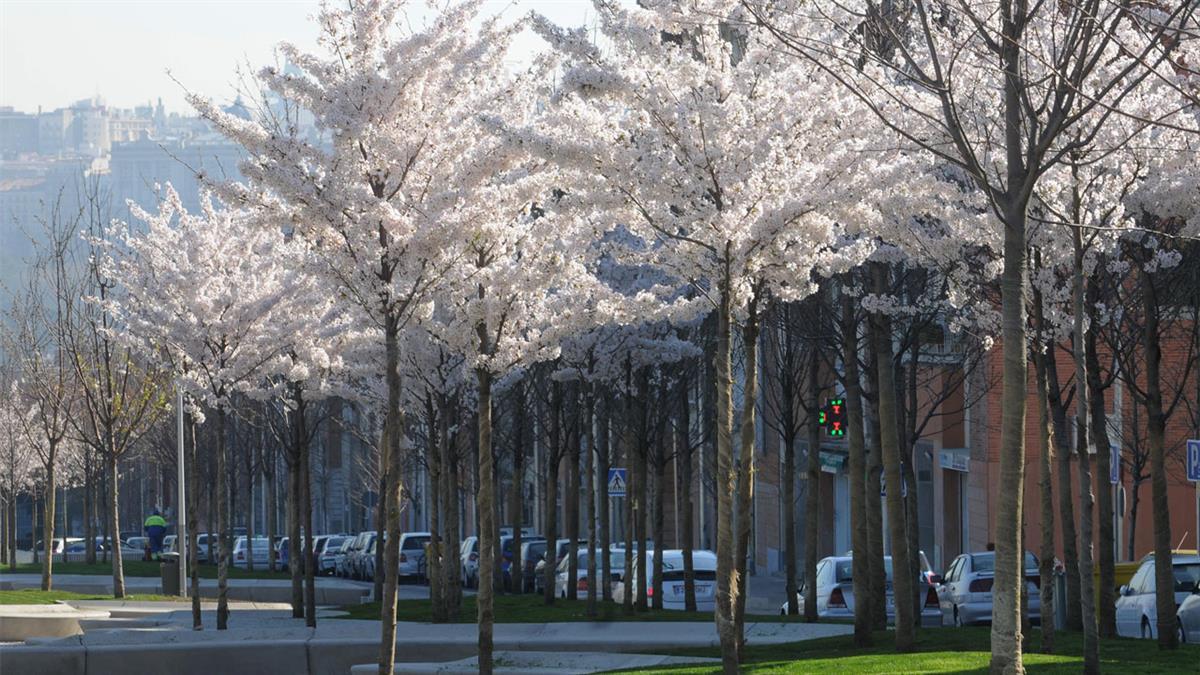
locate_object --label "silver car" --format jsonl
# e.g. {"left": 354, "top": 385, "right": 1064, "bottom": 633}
{"left": 937, "top": 551, "right": 1041, "bottom": 627}
{"left": 398, "top": 532, "right": 432, "bottom": 581}
{"left": 1117, "top": 553, "right": 1200, "bottom": 639}
{"left": 782, "top": 555, "right": 943, "bottom": 627}
{"left": 460, "top": 536, "right": 479, "bottom": 588}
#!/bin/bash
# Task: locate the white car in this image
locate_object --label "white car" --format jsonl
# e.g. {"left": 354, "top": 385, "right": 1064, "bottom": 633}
{"left": 1176, "top": 587, "right": 1200, "bottom": 643}
{"left": 461, "top": 536, "right": 479, "bottom": 588}
{"left": 937, "top": 550, "right": 1042, "bottom": 626}
{"left": 231, "top": 536, "right": 271, "bottom": 569}
{"left": 398, "top": 532, "right": 432, "bottom": 581}
{"left": 782, "top": 554, "right": 943, "bottom": 627}
{"left": 614, "top": 549, "right": 717, "bottom": 611}
{"left": 1116, "top": 553, "right": 1200, "bottom": 639}
{"left": 556, "top": 547, "right": 626, "bottom": 599}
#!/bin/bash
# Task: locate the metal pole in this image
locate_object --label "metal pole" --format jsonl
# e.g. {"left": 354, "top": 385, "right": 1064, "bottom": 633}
{"left": 177, "top": 388, "right": 187, "bottom": 595}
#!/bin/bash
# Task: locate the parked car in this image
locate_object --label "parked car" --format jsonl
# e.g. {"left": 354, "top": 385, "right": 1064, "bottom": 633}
{"left": 161, "top": 535, "right": 176, "bottom": 554}
{"left": 460, "top": 536, "right": 479, "bottom": 588}
{"left": 498, "top": 534, "right": 544, "bottom": 586}
{"left": 232, "top": 536, "right": 271, "bottom": 569}
{"left": 398, "top": 532, "right": 433, "bottom": 582}
{"left": 361, "top": 536, "right": 381, "bottom": 581}
{"left": 555, "top": 547, "right": 626, "bottom": 600}
{"left": 1175, "top": 583, "right": 1200, "bottom": 643}
{"left": 335, "top": 537, "right": 357, "bottom": 578}
{"left": 194, "top": 533, "right": 215, "bottom": 564}
{"left": 318, "top": 535, "right": 348, "bottom": 575}
{"left": 535, "top": 539, "right": 589, "bottom": 593}
{"left": 1116, "top": 552, "right": 1200, "bottom": 639}
{"left": 121, "top": 536, "right": 150, "bottom": 559}
{"left": 614, "top": 550, "right": 717, "bottom": 611}
{"left": 520, "top": 540, "right": 549, "bottom": 592}
{"left": 782, "top": 555, "right": 943, "bottom": 627}
{"left": 937, "top": 550, "right": 1041, "bottom": 627}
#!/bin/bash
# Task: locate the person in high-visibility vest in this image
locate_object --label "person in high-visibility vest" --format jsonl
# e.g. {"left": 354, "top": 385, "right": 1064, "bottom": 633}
{"left": 144, "top": 510, "right": 168, "bottom": 560}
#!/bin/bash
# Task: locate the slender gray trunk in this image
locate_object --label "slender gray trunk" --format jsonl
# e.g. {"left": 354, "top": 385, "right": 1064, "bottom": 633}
{"left": 842, "top": 290, "right": 871, "bottom": 646}
{"left": 871, "top": 263, "right": 915, "bottom": 651}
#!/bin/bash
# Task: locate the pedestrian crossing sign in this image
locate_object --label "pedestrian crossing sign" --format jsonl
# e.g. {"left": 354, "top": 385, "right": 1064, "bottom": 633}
{"left": 608, "top": 468, "right": 627, "bottom": 497}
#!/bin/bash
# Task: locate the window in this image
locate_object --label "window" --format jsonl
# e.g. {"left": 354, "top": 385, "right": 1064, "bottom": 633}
{"left": 1129, "top": 562, "right": 1152, "bottom": 593}
{"left": 1173, "top": 564, "right": 1200, "bottom": 593}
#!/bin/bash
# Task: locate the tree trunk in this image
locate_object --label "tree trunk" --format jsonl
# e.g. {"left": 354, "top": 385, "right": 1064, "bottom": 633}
{"left": 871, "top": 263, "right": 915, "bottom": 651}
{"left": 634, "top": 378, "right": 648, "bottom": 613}
{"left": 373, "top": 460, "right": 386, "bottom": 605}
{"left": 804, "top": 340, "right": 820, "bottom": 624}
{"left": 302, "top": 420, "right": 316, "bottom": 628}
{"left": 188, "top": 418, "right": 202, "bottom": 629}
{"left": 509, "top": 384, "right": 525, "bottom": 596}
{"left": 713, "top": 272, "right": 738, "bottom": 675}
{"left": 677, "top": 378, "right": 696, "bottom": 612}
{"left": 567, "top": 388, "right": 581, "bottom": 604}
{"left": 1071, "top": 224, "right": 1098, "bottom": 673}
{"left": 584, "top": 382, "right": 598, "bottom": 616}
{"left": 41, "top": 458, "right": 55, "bottom": 591}
{"left": 1032, "top": 326, "right": 1056, "bottom": 653}
{"left": 376, "top": 318, "right": 407, "bottom": 675}
{"left": 733, "top": 304, "right": 760, "bottom": 654}
{"left": 842, "top": 290, "right": 871, "bottom": 646}
{"left": 109, "top": 452, "right": 126, "bottom": 598}
{"left": 84, "top": 470, "right": 95, "bottom": 565}
{"left": 543, "top": 380, "right": 561, "bottom": 605}
{"left": 1045, "top": 346, "right": 1082, "bottom": 631}
{"left": 652, "top": 442, "right": 666, "bottom": 612}
{"left": 1086, "top": 282, "right": 1117, "bottom": 639}
{"left": 216, "top": 406, "right": 231, "bottom": 630}
{"left": 475, "top": 368, "right": 497, "bottom": 674}
{"left": 989, "top": 202, "right": 1029, "bottom": 672}
{"left": 598, "top": 389, "right": 613, "bottom": 603}
{"left": 864, "top": 351, "right": 887, "bottom": 631}
{"left": 266, "top": 445, "right": 277, "bottom": 573}
{"left": 288, "top": 452, "right": 303, "bottom": 617}
{"left": 441, "top": 401, "right": 462, "bottom": 618}
{"left": 427, "top": 397, "right": 444, "bottom": 620}
{"left": 1142, "top": 269, "right": 1176, "bottom": 649}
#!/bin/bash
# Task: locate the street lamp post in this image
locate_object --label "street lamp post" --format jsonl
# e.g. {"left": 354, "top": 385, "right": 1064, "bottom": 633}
{"left": 177, "top": 388, "right": 187, "bottom": 595}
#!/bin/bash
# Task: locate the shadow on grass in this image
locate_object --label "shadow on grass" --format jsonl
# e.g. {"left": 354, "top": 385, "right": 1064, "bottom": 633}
{"left": 616, "top": 626, "right": 1200, "bottom": 674}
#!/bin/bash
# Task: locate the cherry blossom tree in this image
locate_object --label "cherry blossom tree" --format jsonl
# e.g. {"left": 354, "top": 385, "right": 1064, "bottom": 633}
{"left": 748, "top": 0, "right": 1197, "bottom": 666}
{"left": 100, "top": 186, "right": 308, "bottom": 630}
{"left": 189, "top": 2, "right": 563, "bottom": 670}
{"left": 528, "top": 2, "right": 918, "bottom": 666}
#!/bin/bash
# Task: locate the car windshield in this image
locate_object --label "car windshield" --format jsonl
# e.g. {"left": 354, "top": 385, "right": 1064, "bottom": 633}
{"left": 402, "top": 536, "right": 430, "bottom": 550}
{"left": 1174, "top": 563, "right": 1200, "bottom": 592}
{"left": 971, "top": 552, "right": 1038, "bottom": 573}
{"left": 834, "top": 558, "right": 894, "bottom": 583}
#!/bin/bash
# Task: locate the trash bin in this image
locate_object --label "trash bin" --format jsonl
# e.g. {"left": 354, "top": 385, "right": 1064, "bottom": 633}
{"left": 160, "top": 552, "right": 181, "bottom": 596}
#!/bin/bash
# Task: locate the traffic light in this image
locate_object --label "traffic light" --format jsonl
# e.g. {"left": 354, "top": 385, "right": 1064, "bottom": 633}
{"left": 822, "top": 398, "right": 846, "bottom": 437}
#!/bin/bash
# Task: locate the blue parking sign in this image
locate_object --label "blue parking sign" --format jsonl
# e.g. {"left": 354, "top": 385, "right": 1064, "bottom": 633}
{"left": 1188, "top": 440, "right": 1200, "bottom": 482}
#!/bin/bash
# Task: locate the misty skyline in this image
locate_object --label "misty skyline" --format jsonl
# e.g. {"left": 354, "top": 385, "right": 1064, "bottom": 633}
{"left": 1, "top": 0, "right": 596, "bottom": 114}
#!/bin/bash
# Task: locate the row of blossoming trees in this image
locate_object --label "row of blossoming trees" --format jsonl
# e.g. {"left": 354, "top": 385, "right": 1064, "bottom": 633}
{"left": 3, "top": 0, "right": 1200, "bottom": 673}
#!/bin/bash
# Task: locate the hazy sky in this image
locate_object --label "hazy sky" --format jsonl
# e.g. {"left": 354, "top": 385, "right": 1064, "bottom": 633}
{"left": 0, "top": 0, "right": 596, "bottom": 114}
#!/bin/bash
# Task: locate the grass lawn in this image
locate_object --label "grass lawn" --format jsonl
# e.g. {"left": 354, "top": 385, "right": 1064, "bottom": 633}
{"left": 618, "top": 626, "right": 1200, "bottom": 674}
{"left": 0, "top": 561, "right": 291, "bottom": 580}
{"left": 338, "top": 593, "right": 816, "bottom": 623}
{"left": 0, "top": 589, "right": 189, "bottom": 605}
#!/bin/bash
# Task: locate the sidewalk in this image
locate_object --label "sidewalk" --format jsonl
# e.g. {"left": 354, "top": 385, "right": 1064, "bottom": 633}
{"left": 0, "top": 573, "right": 373, "bottom": 605}
{"left": 0, "top": 603, "right": 852, "bottom": 675}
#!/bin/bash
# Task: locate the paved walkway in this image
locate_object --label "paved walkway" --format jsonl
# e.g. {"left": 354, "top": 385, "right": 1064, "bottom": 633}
{"left": 0, "top": 573, "right": 375, "bottom": 605}
{"left": 0, "top": 600, "right": 852, "bottom": 675}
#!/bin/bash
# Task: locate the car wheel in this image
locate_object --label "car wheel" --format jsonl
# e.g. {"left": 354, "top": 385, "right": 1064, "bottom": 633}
{"left": 1142, "top": 618, "right": 1152, "bottom": 640}
{"left": 954, "top": 607, "right": 963, "bottom": 628}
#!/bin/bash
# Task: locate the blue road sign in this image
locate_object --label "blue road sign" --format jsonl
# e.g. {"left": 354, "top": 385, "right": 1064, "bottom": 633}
{"left": 607, "top": 468, "right": 627, "bottom": 497}
{"left": 1110, "top": 446, "right": 1120, "bottom": 485}
{"left": 1187, "top": 440, "right": 1200, "bottom": 482}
